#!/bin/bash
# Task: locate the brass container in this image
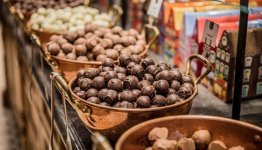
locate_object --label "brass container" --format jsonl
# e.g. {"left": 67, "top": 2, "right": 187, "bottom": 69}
{"left": 115, "top": 115, "right": 262, "bottom": 150}
{"left": 50, "top": 54, "right": 212, "bottom": 142}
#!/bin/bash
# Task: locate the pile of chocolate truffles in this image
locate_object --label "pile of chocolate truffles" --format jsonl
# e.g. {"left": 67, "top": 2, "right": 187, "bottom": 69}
{"left": 47, "top": 25, "right": 146, "bottom": 62}
{"left": 72, "top": 55, "right": 194, "bottom": 108}
{"left": 14, "top": 0, "right": 84, "bottom": 14}
{"left": 145, "top": 127, "right": 244, "bottom": 150}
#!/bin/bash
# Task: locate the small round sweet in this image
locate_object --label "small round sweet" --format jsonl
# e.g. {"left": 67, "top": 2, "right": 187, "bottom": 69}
{"left": 119, "top": 54, "right": 132, "bottom": 67}
{"left": 228, "top": 146, "right": 245, "bottom": 150}
{"left": 148, "top": 127, "right": 169, "bottom": 141}
{"left": 57, "top": 38, "right": 68, "bottom": 46}
{"left": 57, "top": 51, "right": 66, "bottom": 58}
{"left": 84, "top": 68, "right": 99, "bottom": 79}
{"left": 107, "top": 78, "right": 123, "bottom": 92}
{"left": 141, "top": 85, "right": 156, "bottom": 98}
{"left": 119, "top": 91, "right": 136, "bottom": 102}
{"left": 136, "top": 96, "right": 151, "bottom": 108}
{"left": 171, "top": 80, "right": 181, "bottom": 91}
{"left": 132, "top": 89, "right": 141, "bottom": 99}
{"left": 168, "top": 88, "right": 177, "bottom": 95}
{"left": 66, "top": 53, "right": 77, "bottom": 60}
{"left": 118, "top": 101, "right": 135, "bottom": 108}
{"left": 166, "top": 94, "right": 181, "bottom": 105}
{"left": 48, "top": 42, "right": 60, "bottom": 55}
{"left": 154, "top": 80, "right": 169, "bottom": 94}
{"left": 73, "top": 87, "right": 81, "bottom": 93}
{"left": 208, "top": 140, "right": 227, "bottom": 150}
{"left": 182, "top": 75, "right": 194, "bottom": 84}
{"left": 157, "top": 63, "right": 171, "bottom": 71}
{"left": 112, "top": 26, "right": 123, "bottom": 34}
{"left": 138, "top": 80, "right": 151, "bottom": 90}
{"left": 98, "top": 89, "right": 108, "bottom": 100}
{"left": 49, "top": 35, "right": 61, "bottom": 42}
{"left": 102, "top": 58, "right": 114, "bottom": 68}
{"left": 155, "top": 70, "right": 173, "bottom": 83}
{"left": 126, "top": 62, "right": 137, "bottom": 75}
{"left": 146, "top": 65, "right": 160, "bottom": 76}
{"left": 170, "top": 69, "right": 183, "bottom": 82}
{"left": 153, "top": 95, "right": 167, "bottom": 106}
{"left": 100, "top": 102, "right": 110, "bottom": 106}
{"left": 103, "top": 89, "right": 118, "bottom": 104}
{"left": 86, "top": 97, "right": 101, "bottom": 104}
{"left": 75, "top": 90, "right": 86, "bottom": 99}
{"left": 141, "top": 58, "right": 155, "bottom": 69}
{"left": 62, "top": 43, "right": 74, "bottom": 54}
{"left": 78, "top": 78, "right": 93, "bottom": 91}
{"left": 182, "top": 83, "right": 194, "bottom": 92}
{"left": 85, "top": 88, "right": 98, "bottom": 98}
{"left": 104, "top": 49, "right": 119, "bottom": 60}
{"left": 76, "top": 56, "right": 88, "bottom": 61}
{"left": 103, "top": 71, "right": 117, "bottom": 82}
{"left": 192, "top": 130, "right": 211, "bottom": 149}
{"left": 76, "top": 29, "right": 86, "bottom": 37}
{"left": 74, "top": 38, "right": 86, "bottom": 45}
{"left": 131, "top": 64, "right": 145, "bottom": 79}
{"left": 75, "top": 44, "right": 87, "bottom": 56}
{"left": 63, "top": 31, "right": 78, "bottom": 42}
{"left": 178, "top": 86, "right": 192, "bottom": 99}
{"left": 92, "top": 76, "right": 106, "bottom": 90}
{"left": 93, "top": 45, "right": 105, "bottom": 57}
{"left": 77, "top": 69, "right": 85, "bottom": 78}
{"left": 101, "top": 38, "right": 113, "bottom": 48}
{"left": 115, "top": 67, "right": 126, "bottom": 74}
{"left": 123, "top": 75, "right": 139, "bottom": 90}
{"left": 143, "top": 73, "right": 154, "bottom": 84}
{"left": 177, "top": 138, "right": 196, "bottom": 150}
{"left": 130, "top": 55, "right": 142, "bottom": 64}
{"left": 152, "top": 139, "right": 177, "bottom": 150}
{"left": 96, "top": 54, "right": 107, "bottom": 61}
{"left": 114, "top": 44, "right": 124, "bottom": 52}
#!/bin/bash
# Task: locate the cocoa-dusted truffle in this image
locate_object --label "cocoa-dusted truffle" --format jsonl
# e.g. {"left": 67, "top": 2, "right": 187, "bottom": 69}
{"left": 103, "top": 71, "right": 117, "bottom": 82}
{"left": 102, "top": 67, "right": 114, "bottom": 72}
{"left": 143, "top": 73, "right": 154, "bottom": 84}
{"left": 104, "top": 49, "right": 119, "bottom": 60}
{"left": 138, "top": 80, "right": 151, "bottom": 90}
{"left": 74, "top": 38, "right": 86, "bottom": 45}
{"left": 101, "top": 38, "right": 113, "bottom": 48}
{"left": 75, "top": 44, "right": 87, "bottom": 56}
{"left": 182, "top": 83, "right": 194, "bottom": 92}
{"left": 86, "top": 38, "right": 97, "bottom": 50}
{"left": 48, "top": 42, "right": 60, "bottom": 55}
{"left": 153, "top": 95, "right": 167, "bottom": 106}
{"left": 157, "top": 63, "right": 171, "bottom": 71}
{"left": 155, "top": 70, "right": 173, "bottom": 83}
{"left": 73, "top": 87, "right": 81, "bottom": 93}
{"left": 104, "top": 89, "right": 118, "bottom": 104}
{"left": 62, "top": 43, "right": 74, "bottom": 54}
{"left": 78, "top": 78, "right": 93, "bottom": 90}
{"left": 117, "top": 73, "right": 126, "bottom": 81}
{"left": 126, "top": 62, "right": 137, "bottom": 75}
{"left": 107, "top": 78, "right": 123, "bottom": 91}
{"left": 75, "top": 90, "right": 86, "bottom": 99}
{"left": 119, "top": 54, "right": 132, "bottom": 67}
{"left": 146, "top": 65, "right": 160, "bottom": 76}
{"left": 86, "top": 97, "right": 101, "bottom": 104}
{"left": 100, "top": 102, "right": 110, "bottom": 106}
{"left": 141, "top": 58, "right": 154, "bottom": 69}
{"left": 141, "top": 85, "right": 156, "bottom": 98}
{"left": 92, "top": 45, "right": 105, "bottom": 57}
{"left": 57, "top": 51, "right": 66, "bottom": 58}
{"left": 96, "top": 54, "right": 107, "bottom": 61}
{"left": 182, "top": 75, "right": 194, "bottom": 84}
{"left": 63, "top": 32, "right": 78, "bottom": 42}
{"left": 170, "top": 70, "right": 182, "bottom": 82}
{"left": 154, "top": 80, "right": 169, "bottom": 94}
{"left": 130, "top": 55, "right": 142, "bottom": 64}
{"left": 92, "top": 76, "right": 106, "bottom": 89}
{"left": 119, "top": 91, "right": 136, "bottom": 102}
{"left": 168, "top": 88, "right": 177, "bottom": 95}
{"left": 166, "top": 94, "right": 181, "bottom": 105}
{"left": 98, "top": 88, "right": 108, "bottom": 100}
{"left": 77, "top": 56, "right": 88, "bottom": 61}
{"left": 57, "top": 38, "right": 68, "bottom": 46}
{"left": 114, "top": 44, "right": 124, "bottom": 52}
{"left": 178, "top": 86, "right": 192, "bottom": 99}
{"left": 102, "top": 58, "right": 114, "bottom": 68}
{"left": 49, "top": 35, "right": 60, "bottom": 42}
{"left": 136, "top": 96, "right": 151, "bottom": 108}
{"left": 84, "top": 68, "right": 99, "bottom": 79}
{"left": 123, "top": 75, "right": 139, "bottom": 90}
{"left": 118, "top": 101, "right": 135, "bottom": 108}
{"left": 171, "top": 80, "right": 181, "bottom": 91}
{"left": 132, "top": 89, "right": 141, "bottom": 99}
{"left": 115, "top": 67, "right": 126, "bottom": 74}
{"left": 85, "top": 88, "right": 98, "bottom": 98}
{"left": 66, "top": 53, "right": 77, "bottom": 60}
{"left": 131, "top": 64, "right": 145, "bottom": 79}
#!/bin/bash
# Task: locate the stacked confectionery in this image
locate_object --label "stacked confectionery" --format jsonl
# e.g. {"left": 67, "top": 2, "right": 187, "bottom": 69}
{"left": 47, "top": 24, "right": 146, "bottom": 61}
{"left": 72, "top": 55, "right": 195, "bottom": 108}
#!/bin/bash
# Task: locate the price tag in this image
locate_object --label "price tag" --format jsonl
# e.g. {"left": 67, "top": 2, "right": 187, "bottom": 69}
{"left": 147, "top": 0, "right": 164, "bottom": 18}
{"left": 202, "top": 20, "right": 219, "bottom": 48}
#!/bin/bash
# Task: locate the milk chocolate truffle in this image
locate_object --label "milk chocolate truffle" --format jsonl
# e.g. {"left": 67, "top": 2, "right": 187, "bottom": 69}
{"left": 102, "top": 58, "right": 114, "bottom": 68}
{"left": 167, "top": 94, "right": 181, "bottom": 105}
{"left": 86, "top": 38, "right": 97, "bottom": 50}
{"left": 141, "top": 58, "right": 155, "bottom": 69}
{"left": 155, "top": 70, "right": 173, "bottom": 83}
{"left": 117, "top": 73, "right": 126, "bottom": 81}
{"left": 119, "top": 91, "right": 136, "bottom": 102}
{"left": 66, "top": 53, "right": 77, "bottom": 60}
{"left": 103, "top": 71, "right": 117, "bottom": 82}
{"left": 107, "top": 78, "right": 123, "bottom": 91}
{"left": 101, "top": 38, "right": 113, "bottom": 48}
{"left": 104, "top": 89, "right": 118, "bottom": 104}
{"left": 57, "top": 38, "right": 68, "bottom": 46}
{"left": 76, "top": 29, "right": 86, "bottom": 37}
{"left": 123, "top": 75, "right": 139, "bottom": 90}
{"left": 115, "top": 67, "right": 126, "bottom": 74}
{"left": 146, "top": 65, "right": 160, "bottom": 76}
{"left": 102, "top": 67, "right": 114, "bottom": 72}
{"left": 130, "top": 55, "right": 142, "bottom": 64}
{"left": 100, "top": 102, "right": 110, "bottom": 106}
{"left": 132, "top": 89, "right": 142, "bottom": 99}
{"left": 85, "top": 24, "right": 97, "bottom": 32}
{"left": 170, "top": 69, "right": 183, "bottom": 82}
{"left": 141, "top": 85, "right": 156, "bottom": 98}
{"left": 138, "top": 80, "right": 151, "bottom": 90}
{"left": 118, "top": 101, "right": 135, "bottom": 108}
{"left": 84, "top": 68, "right": 99, "bottom": 79}
{"left": 86, "top": 97, "right": 101, "bottom": 104}
{"left": 77, "top": 69, "right": 85, "bottom": 78}
{"left": 114, "top": 44, "right": 124, "bottom": 52}
{"left": 136, "top": 96, "right": 151, "bottom": 108}
{"left": 57, "top": 51, "right": 66, "bottom": 58}
{"left": 148, "top": 127, "right": 169, "bottom": 141}
{"left": 73, "top": 87, "right": 81, "bottom": 93}
{"left": 48, "top": 42, "right": 60, "bottom": 55}
{"left": 168, "top": 88, "right": 177, "bottom": 95}
{"left": 76, "top": 90, "right": 86, "bottom": 99}
{"left": 182, "top": 75, "right": 194, "bottom": 84}
{"left": 75, "top": 45, "right": 87, "bottom": 56}
{"left": 93, "top": 45, "right": 105, "bottom": 57}
{"left": 77, "top": 56, "right": 88, "bottom": 61}
{"left": 85, "top": 88, "right": 98, "bottom": 98}
{"left": 154, "top": 80, "right": 169, "bottom": 94}
{"left": 112, "top": 26, "right": 123, "bottom": 34}
{"left": 178, "top": 86, "right": 192, "bottom": 99}
{"left": 192, "top": 130, "right": 211, "bottom": 149}
{"left": 171, "top": 80, "right": 181, "bottom": 91}
{"left": 63, "top": 32, "right": 78, "bottom": 43}
{"left": 96, "top": 54, "right": 107, "bottom": 61}
{"left": 74, "top": 38, "right": 86, "bottom": 45}
{"left": 157, "top": 63, "right": 171, "bottom": 71}
{"left": 126, "top": 62, "right": 137, "bottom": 75}
{"left": 62, "top": 43, "right": 74, "bottom": 54}
{"left": 92, "top": 76, "right": 106, "bottom": 90}
{"left": 182, "top": 83, "right": 194, "bottom": 92}
{"left": 143, "top": 73, "right": 154, "bottom": 84}
{"left": 98, "top": 89, "right": 108, "bottom": 100}
{"left": 119, "top": 54, "right": 132, "bottom": 67}
{"left": 78, "top": 78, "right": 93, "bottom": 90}
{"left": 131, "top": 64, "right": 145, "bottom": 79}
{"left": 49, "top": 35, "right": 60, "bottom": 42}
{"left": 153, "top": 95, "right": 167, "bottom": 106}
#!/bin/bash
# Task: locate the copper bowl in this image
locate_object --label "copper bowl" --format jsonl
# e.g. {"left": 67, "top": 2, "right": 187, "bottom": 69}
{"left": 50, "top": 54, "right": 212, "bottom": 142}
{"left": 115, "top": 115, "right": 262, "bottom": 150}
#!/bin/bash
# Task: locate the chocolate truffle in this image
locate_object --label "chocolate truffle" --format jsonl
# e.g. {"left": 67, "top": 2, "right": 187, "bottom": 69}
{"left": 136, "top": 96, "right": 151, "bottom": 108}
{"left": 76, "top": 29, "right": 86, "bottom": 37}
{"left": 126, "top": 62, "right": 137, "bottom": 75}
{"left": 154, "top": 80, "right": 169, "bottom": 94}
{"left": 155, "top": 70, "right": 173, "bottom": 83}
{"left": 143, "top": 73, "right": 154, "bottom": 84}
{"left": 66, "top": 53, "right": 76, "bottom": 60}
{"left": 114, "top": 44, "right": 124, "bottom": 52}
{"left": 92, "top": 76, "right": 106, "bottom": 90}
{"left": 146, "top": 65, "right": 160, "bottom": 76}
{"left": 102, "top": 67, "right": 114, "bottom": 72}
{"left": 170, "top": 69, "right": 183, "bottom": 82}
{"left": 101, "top": 38, "right": 113, "bottom": 48}
{"left": 78, "top": 78, "right": 93, "bottom": 90}
{"left": 182, "top": 75, "right": 194, "bottom": 85}
{"left": 123, "top": 75, "right": 139, "bottom": 90}
{"left": 62, "top": 43, "right": 74, "bottom": 54}
{"left": 131, "top": 64, "right": 145, "bottom": 79}
{"left": 100, "top": 102, "right": 110, "bottom": 106}
{"left": 171, "top": 80, "right": 181, "bottom": 91}
{"left": 192, "top": 130, "right": 211, "bottom": 149}
{"left": 84, "top": 68, "right": 99, "bottom": 79}
{"left": 118, "top": 101, "right": 134, "bottom": 108}
{"left": 132, "top": 89, "right": 142, "bottom": 99}
{"left": 49, "top": 35, "right": 60, "bottom": 42}
{"left": 141, "top": 85, "right": 156, "bottom": 98}
{"left": 102, "top": 58, "right": 114, "bottom": 68}
{"left": 157, "top": 63, "right": 171, "bottom": 71}
{"left": 119, "top": 54, "right": 132, "bottom": 67}
{"left": 119, "top": 91, "right": 136, "bottom": 102}
{"left": 148, "top": 127, "right": 169, "bottom": 141}
{"left": 104, "top": 49, "right": 119, "bottom": 60}
{"left": 141, "top": 58, "right": 155, "bottom": 69}
{"left": 182, "top": 83, "right": 194, "bottom": 92}
{"left": 96, "top": 54, "right": 107, "bottom": 61}
{"left": 166, "top": 94, "right": 181, "bottom": 105}
{"left": 153, "top": 95, "right": 167, "bottom": 106}
{"left": 130, "top": 55, "right": 142, "bottom": 64}
{"left": 73, "top": 87, "right": 81, "bottom": 93}
{"left": 168, "top": 88, "right": 177, "bottom": 95}
{"left": 138, "top": 80, "right": 151, "bottom": 90}
{"left": 178, "top": 86, "right": 192, "bottom": 99}
{"left": 115, "top": 67, "right": 126, "bottom": 74}
{"left": 75, "top": 44, "right": 87, "bottom": 56}
{"left": 86, "top": 97, "right": 101, "bottom": 104}
{"left": 77, "top": 56, "right": 88, "bottom": 61}
{"left": 85, "top": 88, "right": 98, "bottom": 98}
{"left": 48, "top": 42, "right": 60, "bottom": 55}
{"left": 75, "top": 90, "right": 86, "bottom": 99}
{"left": 98, "top": 89, "right": 108, "bottom": 100}
{"left": 74, "top": 38, "right": 86, "bottom": 45}
{"left": 107, "top": 78, "right": 123, "bottom": 91}
{"left": 63, "top": 32, "right": 78, "bottom": 42}
{"left": 103, "top": 71, "right": 117, "bottom": 82}
{"left": 93, "top": 45, "right": 105, "bottom": 57}
{"left": 117, "top": 73, "right": 126, "bottom": 81}
{"left": 77, "top": 69, "right": 85, "bottom": 78}
{"left": 104, "top": 89, "right": 118, "bottom": 104}
{"left": 57, "top": 51, "right": 66, "bottom": 58}
{"left": 57, "top": 38, "right": 68, "bottom": 46}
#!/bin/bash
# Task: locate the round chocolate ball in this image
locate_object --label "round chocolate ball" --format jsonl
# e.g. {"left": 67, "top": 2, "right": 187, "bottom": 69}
{"left": 182, "top": 83, "right": 194, "bottom": 92}
{"left": 77, "top": 56, "right": 88, "bottom": 61}
{"left": 86, "top": 97, "right": 101, "bottom": 104}
{"left": 76, "top": 29, "right": 86, "bottom": 37}
{"left": 119, "top": 54, "right": 132, "bottom": 67}
{"left": 154, "top": 80, "right": 169, "bottom": 94}
{"left": 118, "top": 101, "right": 135, "bottom": 108}
{"left": 126, "top": 62, "right": 137, "bottom": 75}
{"left": 96, "top": 54, "right": 107, "bottom": 61}
{"left": 78, "top": 78, "right": 93, "bottom": 90}
{"left": 143, "top": 73, "right": 154, "bottom": 84}
{"left": 102, "top": 67, "right": 114, "bottom": 72}
{"left": 136, "top": 96, "right": 151, "bottom": 108}
{"left": 102, "top": 58, "right": 114, "bottom": 68}
{"left": 92, "top": 76, "right": 106, "bottom": 90}
{"left": 57, "top": 38, "right": 68, "bottom": 46}
{"left": 170, "top": 80, "right": 181, "bottom": 91}
{"left": 170, "top": 70, "right": 182, "bottom": 82}
{"left": 131, "top": 64, "right": 145, "bottom": 79}
{"left": 155, "top": 70, "right": 173, "bottom": 83}
{"left": 93, "top": 45, "right": 105, "bottom": 57}
{"left": 178, "top": 86, "right": 192, "bottom": 99}
{"left": 104, "top": 49, "right": 119, "bottom": 60}
{"left": 153, "top": 95, "right": 167, "bottom": 106}
{"left": 157, "top": 63, "right": 171, "bottom": 71}
{"left": 182, "top": 75, "right": 194, "bottom": 85}
{"left": 130, "top": 55, "right": 142, "bottom": 64}
{"left": 98, "top": 89, "right": 108, "bottom": 100}
{"left": 107, "top": 78, "right": 123, "bottom": 92}
{"left": 66, "top": 53, "right": 77, "bottom": 60}
{"left": 75, "top": 90, "right": 86, "bottom": 99}
{"left": 168, "top": 88, "right": 177, "bottom": 95}
{"left": 85, "top": 88, "right": 98, "bottom": 98}
{"left": 115, "top": 67, "right": 126, "bottom": 74}
{"left": 84, "top": 68, "right": 99, "bottom": 79}
{"left": 62, "top": 43, "right": 73, "bottom": 54}
{"left": 104, "top": 89, "right": 118, "bottom": 104}
{"left": 73, "top": 87, "right": 81, "bottom": 93}
{"left": 166, "top": 94, "right": 181, "bottom": 105}
{"left": 146, "top": 65, "right": 160, "bottom": 76}
{"left": 138, "top": 80, "right": 151, "bottom": 90}
{"left": 141, "top": 58, "right": 155, "bottom": 69}
{"left": 48, "top": 42, "right": 60, "bottom": 55}
{"left": 132, "top": 89, "right": 142, "bottom": 99}
{"left": 74, "top": 38, "right": 86, "bottom": 45}
{"left": 119, "top": 91, "right": 136, "bottom": 102}
{"left": 123, "top": 75, "right": 139, "bottom": 90}
{"left": 57, "top": 51, "right": 66, "bottom": 58}
{"left": 77, "top": 69, "right": 85, "bottom": 78}
{"left": 117, "top": 73, "right": 126, "bottom": 81}
{"left": 103, "top": 71, "right": 117, "bottom": 82}
{"left": 75, "top": 44, "right": 87, "bottom": 56}
{"left": 49, "top": 35, "right": 60, "bottom": 42}
{"left": 141, "top": 85, "right": 156, "bottom": 98}
{"left": 100, "top": 102, "right": 110, "bottom": 106}
{"left": 63, "top": 32, "right": 78, "bottom": 43}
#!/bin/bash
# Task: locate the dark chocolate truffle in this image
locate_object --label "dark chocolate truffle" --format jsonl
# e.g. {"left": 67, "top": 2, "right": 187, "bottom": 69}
{"left": 155, "top": 70, "right": 172, "bottom": 83}
{"left": 63, "top": 32, "right": 78, "bottom": 43}
{"left": 178, "top": 86, "right": 192, "bottom": 99}
{"left": 107, "top": 78, "right": 123, "bottom": 91}
{"left": 77, "top": 69, "right": 85, "bottom": 78}
{"left": 103, "top": 71, "right": 117, "bottom": 82}
{"left": 98, "top": 89, "right": 108, "bottom": 100}
{"left": 62, "top": 43, "right": 74, "bottom": 54}
{"left": 102, "top": 67, "right": 114, "bottom": 72}
{"left": 157, "top": 63, "right": 171, "bottom": 71}
{"left": 119, "top": 54, "right": 132, "bottom": 67}
{"left": 84, "top": 68, "right": 99, "bottom": 79}
{"left": 119, "top": 91, "right": 136, "bottom": 102}
{"left": 66, "top": 53, "right": 77, "bottom": 60}
{"left": 136, "top": 96, "right": 151, "bottom": 108}
{"left": 182, "top": 75, "right": 194, "bottom": 85}
{"left": 86, "top": 97, "right": 101, "bottom": 104}
{"left": 138, "top": 80, "right": 151, "bottom": 90}
{"left": 92, "top": 76, "right": 106, "bottom": 90}
{"left": 104, "top": 89, "right": 118, "bottom": 104}
{"left": 77, "top": 56, "right": 88, "bottom": 61}
{"left": 130, "top": 55, "right": 142, "bottom": 64}
{"left": 171, "top": 80, "right": 181, "bottom": 91}
{"left": 143, "top": 73, "right": 154, "bottom": 84}
{"left": 154, "top": 80, "right": 169, "bottom": 94}
{"left": 85, "top": 88, "right": 98, "bottom": 98}
{"left": 132, "top": 89, "right": 142, "bottom": 99}
{"left": 48, "top": 42, "right": 60, "bottom": 55}
{"left": 141, "top": 85, "right": 156, "bottom": 98}
{"left": 141, "top": 58, "right": 154, "bottom": 69}
{"left": 153, "top": 95, "right": 167, "bottom": 106}
{"left": 131, "top": 64, "right": 145, "bottom": 79}
{"left": 166, "top": 94, "right": 181, "bottom": 105}
{"left": 100, "top": 102, "right": 110, "bottom": 106}
{"left": 182, "top": 83, "right": 194, "bottom": 91}
{"left": 146, "top": 65, "right": 160, "bottom": 76}
{"left": 117, "top": 73, "right": 126, "bottom": 81}
{"left": 170, "top": 70, "right": 183, "bottom": 82}
{"left": 126, "top": 62, "right": 137, "bottom": 75}
{"left": 123, "top": 75, "right": 139, "bottom": 90}
{"left": 118, "top": 101, "right": 135, "bottom": 108}
{"left": 75, "top": 44, "right": 87, "bottom": 56}
{"left": 168, "top": 88, "right": 177, "bottom": 95}
{"left": 78, "top": 78, "right": 93, "bottom": 90}
{"left": 75, "top": 90, "right": 86, "bottom": 99}
{"left": 115, "top": 67, "right": 126, "bottom": 74}
{"left": 102, "top": 58, "right": 115, "bottom": 68}
{"left": 73, "top": 87, "right": 81, "bottom": 93}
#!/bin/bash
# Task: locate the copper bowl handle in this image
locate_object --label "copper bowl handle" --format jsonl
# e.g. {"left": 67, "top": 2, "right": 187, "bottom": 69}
{"left": 109, "top": 4, "right": 123, "bottom": 27}
{"left": 142, "top": 17, "right": 160, "bottom": 50}
{"left": 186, "top": 54, "right": 212, "bottom": 84}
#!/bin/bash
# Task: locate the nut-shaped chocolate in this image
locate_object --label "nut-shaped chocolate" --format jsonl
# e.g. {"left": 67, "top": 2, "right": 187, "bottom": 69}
{"left": 86, "top": 97, "right": 101, "bottom": 104}
{"left": 93, "top": 76, "right": 106, "bottom": 90}
{"left": 78, "top": 78, "right": 93, "bottom": 91}
{"left": 101, "top": 38, "right": 113, "bottom": 48}
{"left": 102, "top": 58, "right": 114, "bottom": 68}
{"left": 132, "top": 89, "right": 142, "bottom": 99}
{"left": 130, "top": 55, "right": 142, "bottom": 64}
{"left": 178, "top": 86, "right": 192, "bottom": 99}
{"left": 75, "top": 90, "right": 86, "bottom": 99}
{"left": 74, "top": 38, "right": 86, "bottom": 45}
{"left": 102, "top": 67, "right": 114, "bottom": 72}
{"left": 146, "top": 65, "right": 160, "bottom": 76}
{"left": 155, "top": 70, "right": 173, "bottom": 83}
{"left": 63, "top": 32, "right": 78, "bottom": 43}
{"left": 114, "top": 44, "right": 124, "bottom": 52}
{"left": 115, "top": 67, "right": 126, "bottom": 74}
{"left": 66, "top": 53, "right": 77, "bottom": 60}
{"left": 96, "top": 54, "right": 107, "bottom": 61}
{"left": 84, "top": 68, "right": 99, "bottom": 79}
{"left": 119, "top": 91, "right": 136, "bottom": 102}
{"left": 138, "top": 80, "right": 151, "bottom": 90}
{"left": 167, "top": 94, "right": 181, "bottom": 105}
{"left": 126, "top": 62, "right": 137, "bottom": 75}
{"left": 75, "top": 45, "right": 87, "bottom": 56}
{"left": 119, "top": 54, "right": 132, "bottom": 67}
{"left": 123, "top": 75, "right": 139, "bottom": 90}
{"left": 57, "top": 38, "right": 68, "bottom": 46}
{"left": 171, "top": 80, "right": 181, "bottom": 91}
{"left": 153, "top": 95, "right": 167, "bottom": 106}
{"left": 131, "top": 64, "right": 145, "bottom": 79}
{"left": 143, "top": 73, "right": 154, "bottom": 84}
{"left": 107, "top": 78, "right": 123, "bottom": 92}
{"left": 154, "top": 80, "right": 169, "bottom": 94}
{"left": 93, "top": 45, "right": 105, "bottom": 57}
{"left": 118, "top": 101, "right": 135, "bottom": 108}
{"left": 170, "top": 70, "right": 182, "bottom": 82}
{"left": 136, "top": 96, "right": 151, "bottom": 108}
{"left": 104, "top": 89, "right": 118, "bottom": 104}
{"left": 117, "top": 73, "right": 126, "bottom": 81}
{"left": 85, "top": 88, "right": 98, "bottom": 98}
{"left": 182, "top": 83, "right": 194, "bottom": 91}
{"left": 168, "top": 88, "right": 177, "bottom": 95}
{"left": 62, "top": 43, "right": 73, "bottom": 54}
{"left": 73, "top": 87, "right": 81, "bottom": 93}
{"left": 105, "top": 49, "right": 119, "bottom": 60}
{"left": 141, "top": 85, "right": 156, "bottom": 98}
{"left": 141, "top": 58, "right": 154, "bottom": 69}
{"left": 48, "top": 42, "right": 60, "bottom": 55}
{"left": 182, "top": 75, "right": 194, "bottom": 84}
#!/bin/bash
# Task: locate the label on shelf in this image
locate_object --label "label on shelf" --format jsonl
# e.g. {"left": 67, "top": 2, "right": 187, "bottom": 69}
{"left": 147, "top": 0, "right": 164, "bottom": 18}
